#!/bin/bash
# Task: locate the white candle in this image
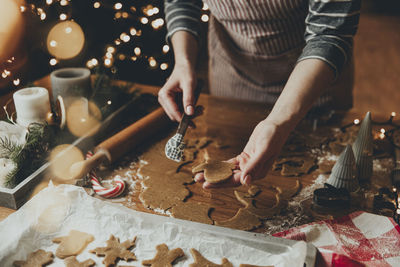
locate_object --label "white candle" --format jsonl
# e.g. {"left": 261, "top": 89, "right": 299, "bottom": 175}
{"left": 13, "top": 87, "right": 51, "bottom": 127}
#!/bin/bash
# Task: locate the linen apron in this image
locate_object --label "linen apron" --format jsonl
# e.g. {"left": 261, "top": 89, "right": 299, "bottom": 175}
{"left": 205, "top": 0, "right": 354, "bottom": 110}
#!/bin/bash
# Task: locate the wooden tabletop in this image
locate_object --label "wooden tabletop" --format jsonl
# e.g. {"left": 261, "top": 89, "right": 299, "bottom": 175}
{"left": 0, "top": 77, "right": 394, "bottom": 228}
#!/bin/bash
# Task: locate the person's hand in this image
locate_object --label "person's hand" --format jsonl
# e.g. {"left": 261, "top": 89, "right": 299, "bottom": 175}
{"left": 194, "top": 119, "right": 292, "bottom": 189}
{"left": 158, "top": 63, "right": 197, "bottom": 122}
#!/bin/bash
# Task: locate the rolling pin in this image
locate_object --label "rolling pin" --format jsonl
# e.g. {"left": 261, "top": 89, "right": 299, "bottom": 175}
{"left": 70, "top": 107, "right": 169, "bottom": 179}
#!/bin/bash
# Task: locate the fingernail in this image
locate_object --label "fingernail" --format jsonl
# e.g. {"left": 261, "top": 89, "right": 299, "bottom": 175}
{"left": 244, "top": 175, "right": 251, "bottom": 185}
{"left": 186, "top": 105, "right": 194, "bottom": 115}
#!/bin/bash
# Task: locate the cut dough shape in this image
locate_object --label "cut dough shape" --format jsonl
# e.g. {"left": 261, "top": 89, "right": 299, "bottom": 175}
{"left": 275, "top": 180, "right": 301, "bottom": 200}
{"left": 13, "top": 249, "right": 54, "bottom": 267}
{"left": 170, "top": 202, "right": 213, "bottom": 224}
{"left": 192, "top": 161, "right": 235, "bottom": 183}
{"left": 189, "top": 248, "right": 233, "bottom": 267}
{"left": 247, "top": 185, "right": 261, "bottom": 197}
{"left": 53, "top": 230, "right": 94, "bottom": 259}
{"left": 90, "top": 235, "right": 136, "bottom": 267}
{"left": 234, "top": 190, "right": 281, "bottom": 219}
{"left": 196, "top": 137, "right": 212, "bottom": 149}
{"left": 142, "top": 243, "right": 184, "bottom": 267}
{"left": 140, "top": 182, "right": 190, "bottom": 211}
{"left": 183, "top": 148, "right": 198, "bottom": 162}
{"left": 280, "top": 158, "right": 316, "bottom": 176}
{"left": 215, "top": 208, "right": 262, "bottom": 231}
{"left": 64, "top": 256, "right": 95, "bottom": 267}
{"left": 140, "top": 171, "right": 192, "bottom": 211}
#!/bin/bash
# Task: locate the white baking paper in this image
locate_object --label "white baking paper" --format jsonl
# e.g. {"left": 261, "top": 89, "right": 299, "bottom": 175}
{"left": 0, "top": 184, "right": 308, "bottom": 267}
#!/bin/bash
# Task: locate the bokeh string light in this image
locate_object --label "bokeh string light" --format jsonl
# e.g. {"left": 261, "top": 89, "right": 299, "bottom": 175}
{"left": 2, "top": 0, "right": 210, "bottom": 87}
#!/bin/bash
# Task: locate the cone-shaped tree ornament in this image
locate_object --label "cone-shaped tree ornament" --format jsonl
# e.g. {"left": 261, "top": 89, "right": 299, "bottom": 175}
{"left": 352, "top": 111, "right": 373, "bottom": 182}
{"left": 327, "top": 144, "right": 359, "bottom": 192}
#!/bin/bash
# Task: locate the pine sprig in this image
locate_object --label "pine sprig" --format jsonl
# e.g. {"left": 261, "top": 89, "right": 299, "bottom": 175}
{"left": 1, "top": 123, "right": 55, "bottom": 188}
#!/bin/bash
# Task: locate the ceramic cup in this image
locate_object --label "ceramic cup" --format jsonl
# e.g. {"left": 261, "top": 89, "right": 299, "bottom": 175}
{"left": 50, "top": 67, "right": 91, "bottom": 104}
{"left": 13, "top": 87, "right": 52, "bottom": 127}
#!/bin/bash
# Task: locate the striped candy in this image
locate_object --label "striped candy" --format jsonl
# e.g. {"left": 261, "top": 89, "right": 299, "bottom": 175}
{"left": 86, "top": 151, "right": 125, "bottom": 198}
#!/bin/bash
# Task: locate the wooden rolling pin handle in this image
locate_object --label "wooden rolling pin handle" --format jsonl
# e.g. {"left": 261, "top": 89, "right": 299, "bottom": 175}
{"left": 95, "top": 107, "right": 170, "bottom": 163}
{"left": 70, "top": 150, "right": 108, "bottom": 180}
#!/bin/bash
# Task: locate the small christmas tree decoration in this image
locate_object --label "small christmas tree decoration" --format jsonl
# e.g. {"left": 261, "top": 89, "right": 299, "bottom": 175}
{"left": 327, "top": 144, "right": 359, "bottom": 192}
{"left": 352, "top": 111, "right": 373, "bottom": 183}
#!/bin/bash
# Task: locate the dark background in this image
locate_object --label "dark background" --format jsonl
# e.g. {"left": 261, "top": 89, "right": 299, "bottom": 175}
{"left": 0, "top": 0, "right": 399, "bottom": 95}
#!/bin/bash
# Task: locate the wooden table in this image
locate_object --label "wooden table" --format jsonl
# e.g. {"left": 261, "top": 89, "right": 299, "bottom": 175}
{"left": 0, "top": 78, "right": 394, "bottom": 231}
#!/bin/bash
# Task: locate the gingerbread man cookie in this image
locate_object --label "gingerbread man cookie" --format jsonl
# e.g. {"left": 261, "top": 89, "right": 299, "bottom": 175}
{"left": 142, "top": 243, "right": 184, "bottom": 267}
{"left": 189, "top": 248, "right": 233, "bottom": 267}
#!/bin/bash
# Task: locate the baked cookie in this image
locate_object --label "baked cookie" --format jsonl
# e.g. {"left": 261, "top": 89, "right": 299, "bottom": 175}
{"left": 189, "top": 248, "right": 233, "bottom": 267}
{"left": 90, "top": 235, "right": 136, "bottom": 267}
{"left": 142, "top": 243, "right": 184, "bottom": 267}
{"left": 13, "top": 249, "right": 53, "bottom": 267}
{"left": 53, "top": 230, "right": 94, "bottom": 259}
{"left": 64, "top": 256, "right": 95, "bottom": 267}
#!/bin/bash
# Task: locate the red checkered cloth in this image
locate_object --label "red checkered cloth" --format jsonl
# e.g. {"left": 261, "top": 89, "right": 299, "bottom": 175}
{"left": 273, "top": 211, "right": 400, "bottom": 267}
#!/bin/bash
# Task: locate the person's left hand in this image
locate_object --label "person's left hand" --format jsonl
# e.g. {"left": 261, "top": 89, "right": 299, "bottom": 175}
{"left": 194, "top": 118, "right": 292, "bottom": 189}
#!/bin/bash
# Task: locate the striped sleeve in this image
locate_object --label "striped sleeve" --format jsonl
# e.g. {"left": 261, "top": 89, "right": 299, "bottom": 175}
{"left": 298, "top": 0, "right": 361, "bottom": 79}
{"left": 164, "top": 0, "right": 202, "bottom": 44}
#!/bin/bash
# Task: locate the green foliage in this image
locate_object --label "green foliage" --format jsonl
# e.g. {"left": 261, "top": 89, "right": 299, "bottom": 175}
{"left": 1, "top": 123, "right": 56, "bottom": 188}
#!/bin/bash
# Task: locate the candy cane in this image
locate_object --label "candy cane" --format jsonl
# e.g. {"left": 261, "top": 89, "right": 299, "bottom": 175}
{"left": 86, "top": 151, "right": 125, "bottom": 198}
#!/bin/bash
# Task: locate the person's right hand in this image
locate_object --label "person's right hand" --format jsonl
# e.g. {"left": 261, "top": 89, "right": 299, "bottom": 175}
{"left": 158, "top": 63, "right": 197, "bottom": 122}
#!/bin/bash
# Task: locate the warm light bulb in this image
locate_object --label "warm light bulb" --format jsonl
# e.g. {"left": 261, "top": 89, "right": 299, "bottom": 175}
{"left": 93, "top": 2, "right": 100, "bottom": 8}
{"left": 49, "top": 40, "right": 57, "bottom": 47}
{"left": 160, "top": 63, "right": 168, "bottom": 70}
{"left": 60, "top": 0, "right": 68, "bottom": 6}
{"left": 130, "top": 28, "right": 137, "bottom": 35}
{"left": 105, "top": 52, "right": 113, "bottom": 58}
{"left": 40, "top": 12, "right": 47, "bottom": 20}
{"left": 107, "top": 46, "right": 115, "bottom": 53}
{"left": 162, "top": 44, "right": 169, "bottom": 53}
{"left": 46, "top": 0, "right": 53, "bottom": 5}
{"left": 120, "top": 33, "right": 130, "bottom": 42}
{"left": 114, "top": 39, "right": 121, "bottom": 45}
{"left": 201, "top": 14, "right": 209, "bottom": 22}
{"left": 354, "top": 119, "right": 360, "bottom": 125}
{"left": 151, "top": 18, "right": 164, "bottom": 29}
{"left": 148, "top": 57, "right": 157, "bottom": 67}
{"left": 49, "top": 58, "right": 58, "bottom": 66}
{"left": 202, "top": 3, "right": 209, "bottom": 10}
{"left": 140, "top": 17, "right": 148, "bottom": 24}
{"left": 392, "top": 112, "right": 396, "bottom": 117}
{"left": 118, "top": 54, "right": 126, "bottom": 60}
{"left": 13, "top": 78, "right": 20, "bottom": 86}
{"left": 380, "top": 128, "right": 385, "bottom": 133}
{"left": 153, "top": 7, "right": 159, "bottom": 14}
{"left": 104, "top": 58, "right": 112, "bottom": 66}
{"left": 114, "top": 3, "right": 122, "bottom": 10}
{"left": 59, "top": 13, "right": 67, "bottom": 20}
{"left": 134, "top": 47, "right": 141, "bottom": 56}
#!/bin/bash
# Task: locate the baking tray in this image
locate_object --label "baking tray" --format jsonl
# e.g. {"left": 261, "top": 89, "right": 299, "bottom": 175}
{"left": 0, "top": 185, "right": 317, "bottom": 266}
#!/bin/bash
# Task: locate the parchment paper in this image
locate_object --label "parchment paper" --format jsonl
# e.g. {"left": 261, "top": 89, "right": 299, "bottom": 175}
{"left": 0, "top": 184, "right": 308, "bottom": 266}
